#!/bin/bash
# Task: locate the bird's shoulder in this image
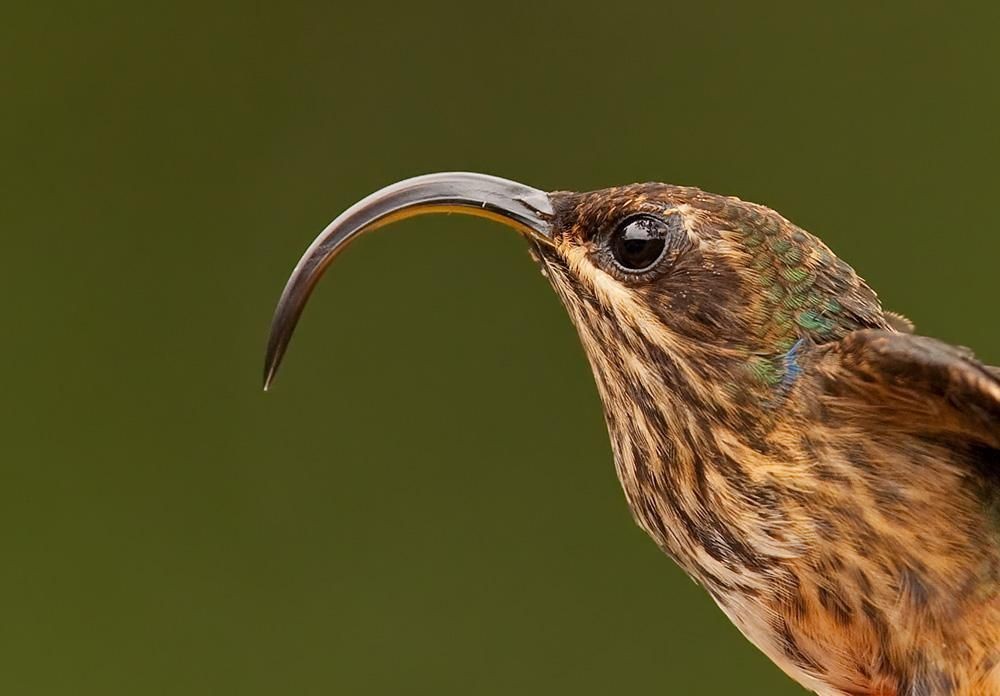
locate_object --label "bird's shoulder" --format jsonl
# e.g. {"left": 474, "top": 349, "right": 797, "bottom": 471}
{"left": 796, "top": 329, "right": 1000, "bottom": 450}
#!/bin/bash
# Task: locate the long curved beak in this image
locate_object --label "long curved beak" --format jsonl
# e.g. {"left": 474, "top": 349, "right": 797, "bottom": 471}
{"left": 262, "top": 172, "right": 555, "bottom": 390}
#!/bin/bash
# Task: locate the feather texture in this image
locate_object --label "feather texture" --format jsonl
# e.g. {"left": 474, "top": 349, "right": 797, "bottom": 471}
{"left": 536, "top": 184, "right": 1000, "bottom": 695}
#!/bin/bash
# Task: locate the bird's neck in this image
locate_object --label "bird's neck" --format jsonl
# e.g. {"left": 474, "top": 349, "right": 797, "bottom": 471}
{"left": 581, "top": 328, "right": 797, "bottom": 593}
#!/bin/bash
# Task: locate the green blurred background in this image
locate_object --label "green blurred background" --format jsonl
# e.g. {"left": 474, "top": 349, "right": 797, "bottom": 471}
{"left": 5, "top": 2, "right": 999, "bottom": 694}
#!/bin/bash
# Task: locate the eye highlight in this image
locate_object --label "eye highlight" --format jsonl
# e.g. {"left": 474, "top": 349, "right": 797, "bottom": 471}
{"left": 608, "top": 215, "right": 671, "bottom": 273}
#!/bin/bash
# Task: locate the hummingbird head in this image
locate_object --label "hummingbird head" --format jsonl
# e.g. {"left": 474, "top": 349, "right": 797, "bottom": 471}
{"left": 261, "top": 171, "right": 900, "bottom": 625}
{"left": 263, "top": 173, "right": 886, "bottom": 400}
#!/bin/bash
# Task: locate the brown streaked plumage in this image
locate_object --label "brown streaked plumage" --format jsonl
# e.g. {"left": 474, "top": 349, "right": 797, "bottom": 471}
{"left": 263, "top": 173, "right": 1000, "bottom": 696}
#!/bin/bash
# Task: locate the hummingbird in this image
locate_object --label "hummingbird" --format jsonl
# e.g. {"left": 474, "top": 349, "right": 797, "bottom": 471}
{"left": 263, "top": 173, "right": 1000, "bottom": 696}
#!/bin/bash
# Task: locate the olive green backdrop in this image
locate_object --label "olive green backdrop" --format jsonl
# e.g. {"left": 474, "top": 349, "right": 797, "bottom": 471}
{"left": 5, "top": 2, "right": 999, "bottom": 694}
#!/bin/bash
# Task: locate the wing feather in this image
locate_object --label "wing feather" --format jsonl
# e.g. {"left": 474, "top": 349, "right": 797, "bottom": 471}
{"left": 813, "top": 330, "right": 1000, "bottom": 449}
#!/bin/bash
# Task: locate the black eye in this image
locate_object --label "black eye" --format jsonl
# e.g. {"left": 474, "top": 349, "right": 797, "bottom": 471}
{"left": 609, "top": 215, "right": 669, "bottom": 272}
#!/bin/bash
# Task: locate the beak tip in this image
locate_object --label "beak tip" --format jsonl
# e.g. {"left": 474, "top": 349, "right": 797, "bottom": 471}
{"left": 262, "top": 357, "right": 280, "bottom": 392}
